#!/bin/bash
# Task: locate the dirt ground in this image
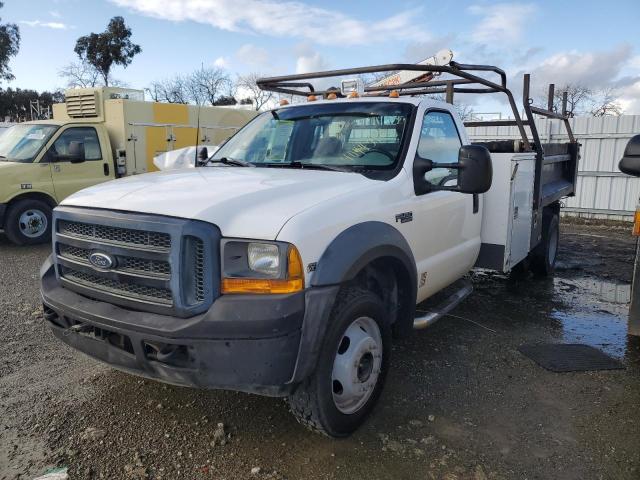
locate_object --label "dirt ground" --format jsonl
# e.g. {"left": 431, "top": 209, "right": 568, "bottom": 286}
{"left": 1, "top": 222, "right": 639, "bottom": 480}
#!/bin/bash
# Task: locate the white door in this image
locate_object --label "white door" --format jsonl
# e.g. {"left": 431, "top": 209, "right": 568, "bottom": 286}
{"left": 405, "top": 109, "right": 482, "bottom": 301}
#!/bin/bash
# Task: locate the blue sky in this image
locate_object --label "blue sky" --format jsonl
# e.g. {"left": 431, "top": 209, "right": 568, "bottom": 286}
{"left": 3, "top": 0, "right": 640, "bottom": 113}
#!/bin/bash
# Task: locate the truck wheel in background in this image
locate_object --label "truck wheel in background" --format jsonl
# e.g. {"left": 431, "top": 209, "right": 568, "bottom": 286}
{"left": 288, "top": 287, "right": 391, "bottom": 437}
{"left": 4, "top": 199, "right": 53, "bottom": 245}
{"left": 530, "top": 209, "right": 560, "bottom": 276}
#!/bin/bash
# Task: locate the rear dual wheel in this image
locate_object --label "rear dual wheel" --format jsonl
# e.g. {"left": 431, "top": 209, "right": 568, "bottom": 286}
{"left": 530, "top": 210, "right": 560, "bottom": 276}
{"left": 288, "top": 287, "right": 391, "bottom": 437}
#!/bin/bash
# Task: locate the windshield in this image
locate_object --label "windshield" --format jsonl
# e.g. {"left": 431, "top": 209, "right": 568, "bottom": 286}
{"left": 0, "top": 124, "right": 58, "bottom": 163}
{"left": 211, "top": 102, "right": 414, "bottom": 171}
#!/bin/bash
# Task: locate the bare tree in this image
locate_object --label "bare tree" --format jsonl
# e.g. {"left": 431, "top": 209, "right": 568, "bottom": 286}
{"left": 147, "top": 68, "right": 231, "bottom": 106}
{"left": 590, "top": 88, "right": 623, "bottom": 117}
{"left": 190, "top": 67, "right": 231, "bottom": 105}
{"left": 536, "top": 83, "right": 625, "bottom": 117}
{"left": 146, "top": 76, "right": 190, "bottom": 104}
{"left": 235, "top": 72, "right": 274, "bottom": 111}
{"left": 536, "top": 83, "right": 593, "bottom": 116}
{"left": 59, "top": 61, "right": 101, "bottom": 88}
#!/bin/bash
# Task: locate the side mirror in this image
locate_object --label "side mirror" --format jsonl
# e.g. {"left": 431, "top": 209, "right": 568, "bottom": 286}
{"left": 197, "top": 146, "right": 209, "bottom": 162}
{"left": 457, "top": 145, "right": 492, "bottom": 194}
{"left": 413, "top": 145, "right": 492, "bottom": 195}
{"left": 67, "top": 141, "right": 85, "bottom": 163}
{"left": 619, "top": 134, "right": 640, "bottom": 177}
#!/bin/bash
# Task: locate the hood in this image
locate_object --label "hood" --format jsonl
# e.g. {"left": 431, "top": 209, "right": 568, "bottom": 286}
{"left": 62, "top": 167, "right": 373, "bottom": 239}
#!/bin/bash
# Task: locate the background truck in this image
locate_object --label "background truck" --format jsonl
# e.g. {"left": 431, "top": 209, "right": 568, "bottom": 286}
{"left": 0, "top": 87, "right": 256, "bottom": 245}
{"left": 40, "top": 58, "right": 579, "bottom": 437}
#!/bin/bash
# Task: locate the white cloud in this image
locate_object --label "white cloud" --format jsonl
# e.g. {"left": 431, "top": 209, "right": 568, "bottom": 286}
{"left": 468, "top": 3, "right": 535, "bottom": 43}
{"left": 49, "top": 10, "right": 62, "bottom": 19}
{"left": 213, "top": 56, "right": 229, "bottom": 68}
{"left": 516, "top": 44, "right": 640, "bottom": 114}
{"left": 294, "top": 43, "right": 330, "bottom": 74}
{"left": 236, "top": 44, "right": 269, "bottom": 67}
{"left": 522, "top": 44, "right": 635, "bottom": 90}
{"left": 618, "top": 80, "right": 640, "bottom": 114}
{"left": 110, "top": 0, "right": 428, "bottom": 46}
{"left": 20, "top": 19, "right": 70, "bottom": 30}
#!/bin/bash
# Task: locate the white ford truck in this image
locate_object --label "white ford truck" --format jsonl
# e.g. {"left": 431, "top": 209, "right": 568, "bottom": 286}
{"left": 40, "top": 61, "right": 579, "bottom": 437}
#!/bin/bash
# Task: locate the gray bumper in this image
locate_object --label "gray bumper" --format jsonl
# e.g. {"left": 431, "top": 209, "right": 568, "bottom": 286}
{"left": 40, "top": 256, "right": 338, "bottom": 396}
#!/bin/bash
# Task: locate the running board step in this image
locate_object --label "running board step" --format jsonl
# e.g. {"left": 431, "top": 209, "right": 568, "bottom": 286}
{"left": 413, "top": 280, "right": 473, "bottom": 329}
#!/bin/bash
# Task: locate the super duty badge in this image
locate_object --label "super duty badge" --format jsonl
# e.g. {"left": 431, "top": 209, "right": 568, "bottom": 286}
{"left": 395, "top": 212, "right": 413, "bottom": 224}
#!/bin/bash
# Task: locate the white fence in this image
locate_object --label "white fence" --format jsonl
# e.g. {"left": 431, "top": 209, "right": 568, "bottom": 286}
{"left": 467, "top": 115, "right": 640, "bottom": 221}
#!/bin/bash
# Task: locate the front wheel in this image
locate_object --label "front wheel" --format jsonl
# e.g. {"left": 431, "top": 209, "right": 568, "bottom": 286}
{"left": 4, "top": 199, "right": 53, "bottom": 245}
{"left": 288, "top": 287, "right": 391, "bottom": 437}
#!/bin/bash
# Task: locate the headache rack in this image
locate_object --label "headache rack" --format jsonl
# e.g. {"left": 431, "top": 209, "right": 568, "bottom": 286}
{"left": 257, "top": 61, "right": 580, "bottom": 247}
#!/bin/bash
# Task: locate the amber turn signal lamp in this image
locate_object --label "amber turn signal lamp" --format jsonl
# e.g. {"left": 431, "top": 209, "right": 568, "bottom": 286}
{"left": 221, "top": 246, "right": 305, "bottom": 294}
{"left": 348, "top": 91, "right": 359, "bottom": 98}
{"left": 307, "top": 95, "right": 317, "bottom": 102}
{"left": 327, "top": 92, "right": 337, "bottom": 100}
{"left": 389, "top": 90, "right": 399, "bottom": 98}
{"left": 279, "top": 99, "right": 289, "bottom": 106}
{"left": 633, "top": 208, "right": 640, "bottom": 236}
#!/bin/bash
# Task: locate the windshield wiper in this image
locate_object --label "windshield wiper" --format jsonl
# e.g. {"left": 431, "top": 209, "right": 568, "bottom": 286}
{"left": 209, "top": 157, "right": 255, "bottom": 167}
{"left": 286, "top": 161, "right": 351, "bottom": 172}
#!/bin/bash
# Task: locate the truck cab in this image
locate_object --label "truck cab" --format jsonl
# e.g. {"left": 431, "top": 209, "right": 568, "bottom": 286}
{"left": 0, "top": 120, "right": 114, "bottom": 245}
{"left": 40, "top": 60, "right": 579, "bottom": 437}
{"left": 0, "top": 87, "right": 256, "bottom": 245}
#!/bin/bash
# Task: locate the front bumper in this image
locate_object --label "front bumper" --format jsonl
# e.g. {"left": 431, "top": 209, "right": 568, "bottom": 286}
{"left": 40, "top": 256, "right": 337, "bottom": 396}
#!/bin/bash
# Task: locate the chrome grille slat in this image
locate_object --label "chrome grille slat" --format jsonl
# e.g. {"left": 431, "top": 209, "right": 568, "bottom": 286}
{"left": 58, "top": 220, "right": 171, "bottom": 251}
{"left": 58, "top": 244, "right": 171, "bottom": 279}
{"left": 194, "top": 239, "right": 205, "bottom": 303}
{"left": 61, "top": 267, "right": 173, "bottom": 305}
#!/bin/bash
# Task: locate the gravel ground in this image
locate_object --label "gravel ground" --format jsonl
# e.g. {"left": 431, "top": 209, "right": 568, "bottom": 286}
{"left": 1, "top": 222, "right": 639, "bottom": 480}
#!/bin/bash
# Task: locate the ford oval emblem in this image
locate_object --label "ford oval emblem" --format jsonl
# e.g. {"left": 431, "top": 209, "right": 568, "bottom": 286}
{"left": 89, "top": 252, "right": 115, "bottom": 270}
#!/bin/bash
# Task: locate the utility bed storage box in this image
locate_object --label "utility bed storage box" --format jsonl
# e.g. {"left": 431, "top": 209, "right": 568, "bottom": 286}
{"left": 476, "top": 152, "right": 536, "bottom": 272}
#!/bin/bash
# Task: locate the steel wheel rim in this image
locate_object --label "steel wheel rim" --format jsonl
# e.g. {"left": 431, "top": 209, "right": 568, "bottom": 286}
{"left": 331, "top": 316, "right": 382, "bottom": 415}
{"left": 19, "top": 209, "right": 48, "bottom": 238}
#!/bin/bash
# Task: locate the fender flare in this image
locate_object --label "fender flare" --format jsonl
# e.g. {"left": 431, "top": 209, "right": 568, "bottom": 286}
{"left": 311, "top": 221, "right": 417, "bottom": 289}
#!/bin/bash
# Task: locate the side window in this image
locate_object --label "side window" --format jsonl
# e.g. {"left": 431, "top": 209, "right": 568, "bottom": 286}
{"left": 50, "top": 127, "right": 102, "bottom": 162}
{"left": 417, "top": 111, "right": 461, "bottom": 186}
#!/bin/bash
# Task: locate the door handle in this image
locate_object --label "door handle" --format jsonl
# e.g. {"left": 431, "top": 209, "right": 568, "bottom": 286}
{"left": 103, "top": 163, "right": 110, "bottom": 176}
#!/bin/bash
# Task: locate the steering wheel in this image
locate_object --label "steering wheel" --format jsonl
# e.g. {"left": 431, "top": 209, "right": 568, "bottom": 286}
{"left": 437, "top": 172, "right": 458, "bottom": 186}
{"left": 357, "top": 148, "right": 394, "bottom": 162}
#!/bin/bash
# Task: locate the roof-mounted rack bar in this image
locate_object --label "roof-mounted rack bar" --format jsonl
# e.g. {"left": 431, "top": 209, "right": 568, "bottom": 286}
{"left": 257, "top": 61, "right": 577, "bottom": 152}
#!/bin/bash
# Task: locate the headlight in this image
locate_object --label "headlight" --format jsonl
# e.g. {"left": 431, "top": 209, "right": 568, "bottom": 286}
{"left": 248, "top": 242, "right": 280, "bottom": 277}
{"left": 221, "top": 239, "right": 304, "bottom": 294}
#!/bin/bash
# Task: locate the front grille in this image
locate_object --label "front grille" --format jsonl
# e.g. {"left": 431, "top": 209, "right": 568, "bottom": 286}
{"left": 59, "top": 244, "right": 171, "bottom": 278}
{"left": 194, "top": 240, "right": 205, "bottom": 303}
{"left": 58, "top": 220, "right": 171, "bottom": 251}
{"left": 62, "top": 267, "right": 173, "bottom": 304}
{"left": 53, "top": 207, "right": 219, "bottom": 317}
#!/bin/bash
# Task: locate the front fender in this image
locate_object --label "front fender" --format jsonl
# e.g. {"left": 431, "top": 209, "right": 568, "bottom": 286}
{"left": 311, "top": 221, "right": 417, "bottom": 289}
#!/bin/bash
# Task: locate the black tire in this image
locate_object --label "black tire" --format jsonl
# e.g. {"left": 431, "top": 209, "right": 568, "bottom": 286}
{"left": 530, "top": 210, "right": 559, "bottom": 276}
{"left": 4, "top": 199, "right": 53, "bottom": 245}
{"left": 287, "top": 287, "right": 391, "bottom": 437}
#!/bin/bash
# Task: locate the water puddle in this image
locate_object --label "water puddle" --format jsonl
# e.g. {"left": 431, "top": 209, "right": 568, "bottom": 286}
{"left": 552, "top": 276, "right": 633, "bottom": 359}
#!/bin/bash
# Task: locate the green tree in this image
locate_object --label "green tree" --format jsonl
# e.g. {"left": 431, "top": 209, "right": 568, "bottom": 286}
{"left": 74, "top": 16, "right": 141, "bottom": 86}
{"left": 0, "top": 2, "right": 20, "bottom": 81}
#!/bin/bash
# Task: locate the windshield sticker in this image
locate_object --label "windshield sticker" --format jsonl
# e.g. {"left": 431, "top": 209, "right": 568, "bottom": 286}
{"left": 26, "top": 132, "right": 46, "bottom": 140}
